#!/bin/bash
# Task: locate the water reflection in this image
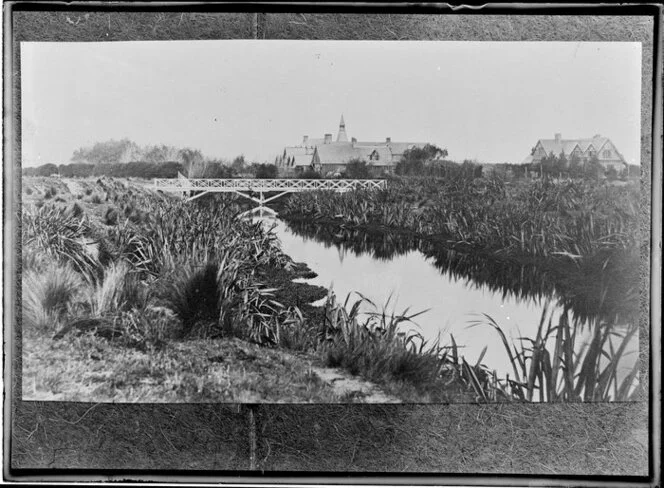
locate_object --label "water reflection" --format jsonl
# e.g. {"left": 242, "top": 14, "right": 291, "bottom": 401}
{"left": 283, "top": 218, "right": 638, "bottom": 326}
{"left": 264, "top": 216, "right": 639, "bottom": 394}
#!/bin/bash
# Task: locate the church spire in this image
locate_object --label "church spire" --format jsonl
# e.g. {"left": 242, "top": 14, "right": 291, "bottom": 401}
{"left": 337, "top": 114, "right": 348, "bottom": 143}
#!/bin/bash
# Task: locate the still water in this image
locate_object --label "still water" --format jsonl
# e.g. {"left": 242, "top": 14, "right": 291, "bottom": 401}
{"left": 262, "top": 216, "right": 639, "bottom": 385}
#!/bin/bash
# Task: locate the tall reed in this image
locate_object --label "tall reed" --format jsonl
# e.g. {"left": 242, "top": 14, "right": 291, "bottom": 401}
{"left": 472, "top": 307, "right": 639, "bottom": 402}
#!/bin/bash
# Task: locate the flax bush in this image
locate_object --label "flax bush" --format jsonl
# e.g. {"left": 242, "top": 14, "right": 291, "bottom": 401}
{"left": 282, "top": 177, "right": 640, "bottom": 259}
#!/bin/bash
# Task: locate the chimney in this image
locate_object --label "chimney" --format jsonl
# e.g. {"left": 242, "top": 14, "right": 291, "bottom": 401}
{"left": 303, "top": 135, "right": 308, "bottom": 145}
{"left": 554, "top": 133, "right": 561, "bottom": 143}
{"left": 351, "top": 137, "right": 357, "bottom": 146}
{"left": 324, "top": 133, "right": 332, "bottom": 144}
{"left": 386, "top": 137, "right": 391, "bottom": 144}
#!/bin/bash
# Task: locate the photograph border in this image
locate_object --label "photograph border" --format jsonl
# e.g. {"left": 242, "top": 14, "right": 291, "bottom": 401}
{"left": 3, "top": 1, "right": 662, "bottom": 484}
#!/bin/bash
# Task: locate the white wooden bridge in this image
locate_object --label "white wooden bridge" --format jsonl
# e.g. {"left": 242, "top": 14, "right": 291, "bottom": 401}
{"left": 153, "top": 177, "right": 387, "bottom": 216}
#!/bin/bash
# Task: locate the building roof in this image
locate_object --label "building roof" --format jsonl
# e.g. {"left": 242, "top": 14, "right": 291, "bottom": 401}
{"left": 304, "top": 138, "right": 326, "bottom": 147}
{"left": 527, "top": 134, "right": 627, "bottom": 165}
{"left": 354, "top": 141, "right": 428, "bottom": 154}
{"left": 537, "top": 135, "right": 609, "bottom": 157}
{"left": 314, "top": 143, "right": 397, "bottom": 166}
{"left": 291, "top": 153, "right": 314, "bottom": 167}
{"left": 284, "top": 146, "right": 307, "bottom": 157}
{"left": 357, "top": 145, "right": 394, "bottom": 166}
{"left": 284, "top": 116, "right": 430, "bottom": 166}
{"left": 315, "top": 143, "right": 361, "bottom": 165}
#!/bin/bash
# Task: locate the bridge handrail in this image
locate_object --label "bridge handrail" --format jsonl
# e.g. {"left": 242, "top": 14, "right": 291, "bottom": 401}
{"left": 153, "top": 178, "right": 387, "bottom": 191}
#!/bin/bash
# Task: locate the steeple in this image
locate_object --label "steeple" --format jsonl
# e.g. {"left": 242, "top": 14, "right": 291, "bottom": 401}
{"left": 337, "top": 114, "right": 348, "bottom": 143}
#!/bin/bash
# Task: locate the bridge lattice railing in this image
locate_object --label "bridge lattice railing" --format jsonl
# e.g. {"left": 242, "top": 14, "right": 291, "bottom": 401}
{"left": 153, "top": 178, "right": 386, "bottom": 192}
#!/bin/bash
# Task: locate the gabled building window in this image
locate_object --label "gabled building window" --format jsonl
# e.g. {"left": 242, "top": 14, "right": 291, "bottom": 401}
{"left": 603, "top": 150, "right": 611, "bottom": 158}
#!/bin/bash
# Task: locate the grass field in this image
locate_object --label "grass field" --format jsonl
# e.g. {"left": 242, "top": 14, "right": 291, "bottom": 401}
{"left": 11, "top": 401, "right": 648, "bottom": 475}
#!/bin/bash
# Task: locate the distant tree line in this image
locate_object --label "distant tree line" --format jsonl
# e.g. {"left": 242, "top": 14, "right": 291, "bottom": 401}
{"left": 23, "top": 139, "right": 283, "bottom": 180}
{"left": 71, "top": 139, "right": 186, "bottom": 166}
{"left": 23, "top": 161, "right": 186, "bottom": 179}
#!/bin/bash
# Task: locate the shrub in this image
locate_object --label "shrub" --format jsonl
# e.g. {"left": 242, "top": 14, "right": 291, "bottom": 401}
{"left": 252, "top": 163, "right": 279, "bottom": 179}
{"left": 90, "top": 194, "right": 103, "bottom": 204}
{"left": 343, "top": 159, "right": 371, "bottom": 179}
{"left": 300, "top": 168, "right": 323, "bottom": 179}
{"left": 104, "top": 207, "right": 119, "bottom": 226}
{"left": 70, "top": 203, "right": 84, "bottom": 218}
{"left": 22, "top": 264, "right": 82, "bottom": 333}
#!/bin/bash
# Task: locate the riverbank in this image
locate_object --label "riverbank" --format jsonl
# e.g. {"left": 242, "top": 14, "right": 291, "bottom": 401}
{"left": 20, "top": 176, "right": 483, "bottom": 403}
{"left": 279, "top": 175, "right": 640, "bottom": 264}
{"left": 280, "top": 214, "right": 640, "bottom": 325}
{"left": 275, "top": 175, "right": 642, "bottom": 402}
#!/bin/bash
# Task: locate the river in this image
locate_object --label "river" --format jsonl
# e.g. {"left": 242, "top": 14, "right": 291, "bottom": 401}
{"left": 261, "top": 216, "right": 639, "bottom": 394}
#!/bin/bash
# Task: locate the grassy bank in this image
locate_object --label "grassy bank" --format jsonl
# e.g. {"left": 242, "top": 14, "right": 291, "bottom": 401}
{"left": 21, "top": 177, "right": 342, "bottom": 402}
{"left": 20, "top": 177, "right": 487, "bottom": 403}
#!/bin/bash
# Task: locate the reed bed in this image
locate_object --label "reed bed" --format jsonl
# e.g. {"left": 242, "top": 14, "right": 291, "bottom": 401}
{"left": 314, "top": 292, "right": 641, "bottom": 403}
{"left": 282, "top": 176, "right": 640, "bottom": 259}
{"left": 314, "top": 291, "right": 494, "bottom": 403}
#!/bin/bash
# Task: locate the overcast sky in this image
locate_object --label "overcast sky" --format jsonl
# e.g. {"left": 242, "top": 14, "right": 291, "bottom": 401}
{"left": 21, "top": 40, "right": 641, "bottom": 167}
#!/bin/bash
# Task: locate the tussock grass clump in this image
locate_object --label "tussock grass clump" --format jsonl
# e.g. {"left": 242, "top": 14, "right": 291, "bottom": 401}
{"left": 22, "top": 245, "right": 48, "bottom": 273}
{"left": 23, "top": 204, "right": 100, "bottom": 278}
{"left": 43, "top": 186, "right": 57, "bottom": 199}
{"left": 276, "top": 308, "right": 318, "bottom": 352}
{"left": 22, "top": 264, "right": 82, "bottom": 333}
{"left": 319, "top": 292, "right": 454, "bottom": 397}
{"left": 164, "top": 262, "right": 224, "bottom": 337}
{"left": 104, "top": 207, "right": 119, "bottom": 225}
{"left": 87, "top": 261, "right": 147, "bottom": 317}
{"left": 161, "top": 256, "right": 294, "bottom": 344}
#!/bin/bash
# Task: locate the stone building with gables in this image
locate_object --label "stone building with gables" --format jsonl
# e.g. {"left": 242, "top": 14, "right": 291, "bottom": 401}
{"left": 276, "top": 115, "right": 428, "bottom": 177}
{"left": 521, "top": 133, "right": 627, "bottom": 172}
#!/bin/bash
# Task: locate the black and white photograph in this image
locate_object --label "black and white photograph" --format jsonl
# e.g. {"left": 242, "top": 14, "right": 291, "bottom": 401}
{"left": 19, "top": 38, "right": 644, "bottom": 404}
{"left": 4, "top": 5, "right": 659, "bottom": 482}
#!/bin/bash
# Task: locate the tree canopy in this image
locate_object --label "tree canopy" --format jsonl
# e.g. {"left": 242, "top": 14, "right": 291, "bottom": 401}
{"left": 343, "top": 158, "right": 372, "bottom": 179}
{"left": 395, "top": 144, "right": 449, "bottom": 176}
